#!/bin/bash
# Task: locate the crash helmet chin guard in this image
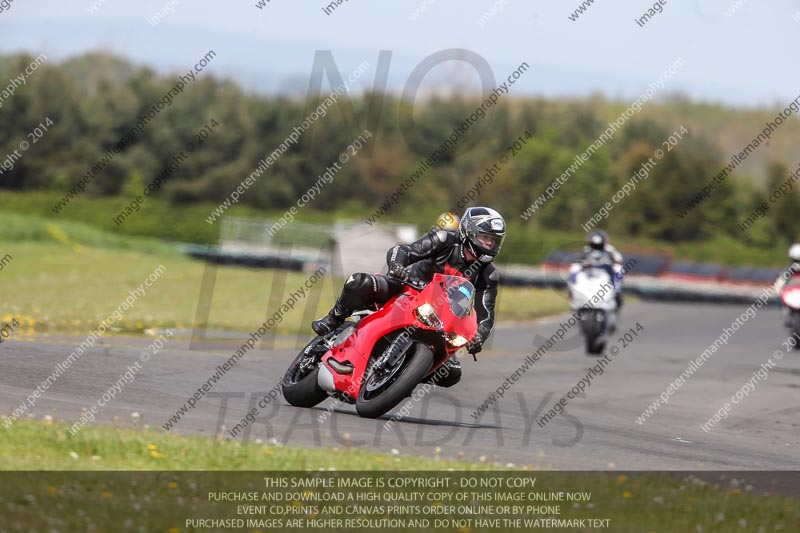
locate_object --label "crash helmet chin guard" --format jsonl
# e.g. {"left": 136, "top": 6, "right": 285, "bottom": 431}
{"left": 458, "top": 207, "right": 506, "bottom": 263}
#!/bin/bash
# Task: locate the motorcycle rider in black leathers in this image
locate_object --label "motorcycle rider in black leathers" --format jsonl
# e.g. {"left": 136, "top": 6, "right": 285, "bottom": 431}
{"left": 311, "top": 207, "right": 506, "bottom": 387}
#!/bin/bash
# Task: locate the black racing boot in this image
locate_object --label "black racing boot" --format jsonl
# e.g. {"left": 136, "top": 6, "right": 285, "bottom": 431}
{"left": 313, "top": 273, "right": 376, "bottom": 336}
{"left": 311, "top": 303, "right": 347, "bottom": 336}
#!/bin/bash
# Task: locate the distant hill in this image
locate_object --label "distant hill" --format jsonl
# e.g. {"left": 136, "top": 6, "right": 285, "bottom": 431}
{"left": 1, "top": 51, "right": 799, "bottom": 250}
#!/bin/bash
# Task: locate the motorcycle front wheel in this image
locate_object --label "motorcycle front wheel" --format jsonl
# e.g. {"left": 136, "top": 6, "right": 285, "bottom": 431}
{"left": 790, "top": 313, "right": 800, "bottom": 348}
{"left": 355, "top": 342, "right": 433, "bottom": 419}
{"left": 582, "top": 309, "right": 606, "bottom": 355}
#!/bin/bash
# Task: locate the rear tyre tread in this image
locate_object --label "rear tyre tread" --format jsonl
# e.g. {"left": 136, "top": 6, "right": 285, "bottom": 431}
{"left": 282, "top": 336, "right": 329, "bottom": 408}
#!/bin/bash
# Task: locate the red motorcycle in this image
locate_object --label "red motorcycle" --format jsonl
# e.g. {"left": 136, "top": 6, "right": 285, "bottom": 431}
{"left": 282, "top": 273, "right": 477, "bottom": 418}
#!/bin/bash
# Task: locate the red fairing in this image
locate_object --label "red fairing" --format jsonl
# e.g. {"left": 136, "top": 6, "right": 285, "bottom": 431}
{"left": 320, "top": 274, "right": 478, "bottom": 399}
{"left": 781, "top": 285, "right": 800, "bottom": 308}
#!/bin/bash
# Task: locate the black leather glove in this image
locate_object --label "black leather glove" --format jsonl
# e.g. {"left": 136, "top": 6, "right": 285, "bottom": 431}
{"left": 387, "top": 263, "right": 409, "bottom": 282}
{"left": 467, "top": 332, "right": 484, "bottom": 360}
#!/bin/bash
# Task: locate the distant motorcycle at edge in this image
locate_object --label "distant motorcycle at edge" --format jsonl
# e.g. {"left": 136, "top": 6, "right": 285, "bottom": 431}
{"left": 780, "top": 281, "right": 800, "bottom": 346}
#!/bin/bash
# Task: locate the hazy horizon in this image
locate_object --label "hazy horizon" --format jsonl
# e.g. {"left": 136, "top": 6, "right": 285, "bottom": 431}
{"left": 1, "top": 0, "right": 798, "bottom": 109}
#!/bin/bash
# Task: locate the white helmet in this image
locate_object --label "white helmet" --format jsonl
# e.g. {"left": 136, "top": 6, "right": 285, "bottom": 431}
{"left": 789, "top": 243, "right": 800, "bottom": 262}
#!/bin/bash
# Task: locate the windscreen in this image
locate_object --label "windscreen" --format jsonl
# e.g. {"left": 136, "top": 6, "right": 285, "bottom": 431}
{"left": 442, "top": 275, "right": 475, "bottom": 318}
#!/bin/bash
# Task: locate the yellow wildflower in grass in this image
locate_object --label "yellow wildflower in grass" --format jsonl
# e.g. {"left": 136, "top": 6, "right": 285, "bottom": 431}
{"left": 292, "top": 501, "right": 303, "bottom": 507}
{"left": 150, "top": 450, "right": 165, "bottom": 459}
{"left": 459, "top": 527, "right": 471, "bottom": 533}
{"left": 168, "top": 528, "right": 180, "bottom": 533}
{"left": 616, "top": 474, "right": 628, "bottom": 484}
{"left": 147, "top": 444, "right": 157, "bottom": 451}
{"left": 264, "top": 449, "right": 274, "bottom": 455}
{"left": 101, "top": 491, "right": 112, "bottom": 498}
{"left": 167, "top": 482, "right": 178, "bottom": 490}
{"left": 46, "top": 486, "right": 57, "bottom": 496}
{"left": 729, "top": 488, "right": 741, "bottom": 495}
{"left": 622, "top": 491, "right": 633, "bottom": 498}
{"left": 45, "top": 224, "right": 70, "bottom": 244}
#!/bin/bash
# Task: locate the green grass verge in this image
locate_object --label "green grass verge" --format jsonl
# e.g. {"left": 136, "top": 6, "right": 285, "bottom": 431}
{"left": 1, "top": 420, "right": 798, "bottom": 532}
{"left": 0, "top": 418, "right": 485, "bottom": 471}
{"left": 0, "top": 190, "right": 262, "bottom": 245}
{"left": 0, "top": 240, "right": 335, "bottom": 335}
{"left": 0, "top": 210, "right": 178, "bottom": 255}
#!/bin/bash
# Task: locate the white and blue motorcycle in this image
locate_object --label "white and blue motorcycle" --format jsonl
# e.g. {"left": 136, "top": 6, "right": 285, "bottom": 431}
{"left": 568, "top": 259, "right": 620, "bottom": 355}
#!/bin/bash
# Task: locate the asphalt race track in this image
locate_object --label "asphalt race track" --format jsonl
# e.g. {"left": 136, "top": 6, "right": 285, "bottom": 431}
{"left": 2, "top": 301, "right": 799, "bottom": 470}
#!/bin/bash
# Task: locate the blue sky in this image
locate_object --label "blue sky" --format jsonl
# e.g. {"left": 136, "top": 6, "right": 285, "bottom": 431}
{"left": 1, "top": 0, "right": 797, "bottom": 107}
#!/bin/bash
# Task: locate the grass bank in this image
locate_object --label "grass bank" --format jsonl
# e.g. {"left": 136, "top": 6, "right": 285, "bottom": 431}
{"left": 0, "top": 224, "right": 567, "bottom": 335}
{"left": 0, "top": 419, "right": 797, "bottom": 532}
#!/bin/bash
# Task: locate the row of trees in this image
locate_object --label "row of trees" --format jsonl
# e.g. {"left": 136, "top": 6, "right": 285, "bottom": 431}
{"left": 1, "top": 51, "right": 798, "bottom": 248}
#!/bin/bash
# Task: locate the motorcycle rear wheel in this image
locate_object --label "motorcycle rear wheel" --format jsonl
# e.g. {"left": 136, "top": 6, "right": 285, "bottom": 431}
{"left": 282, "top": 335, "right": 329, "bottom": 408}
